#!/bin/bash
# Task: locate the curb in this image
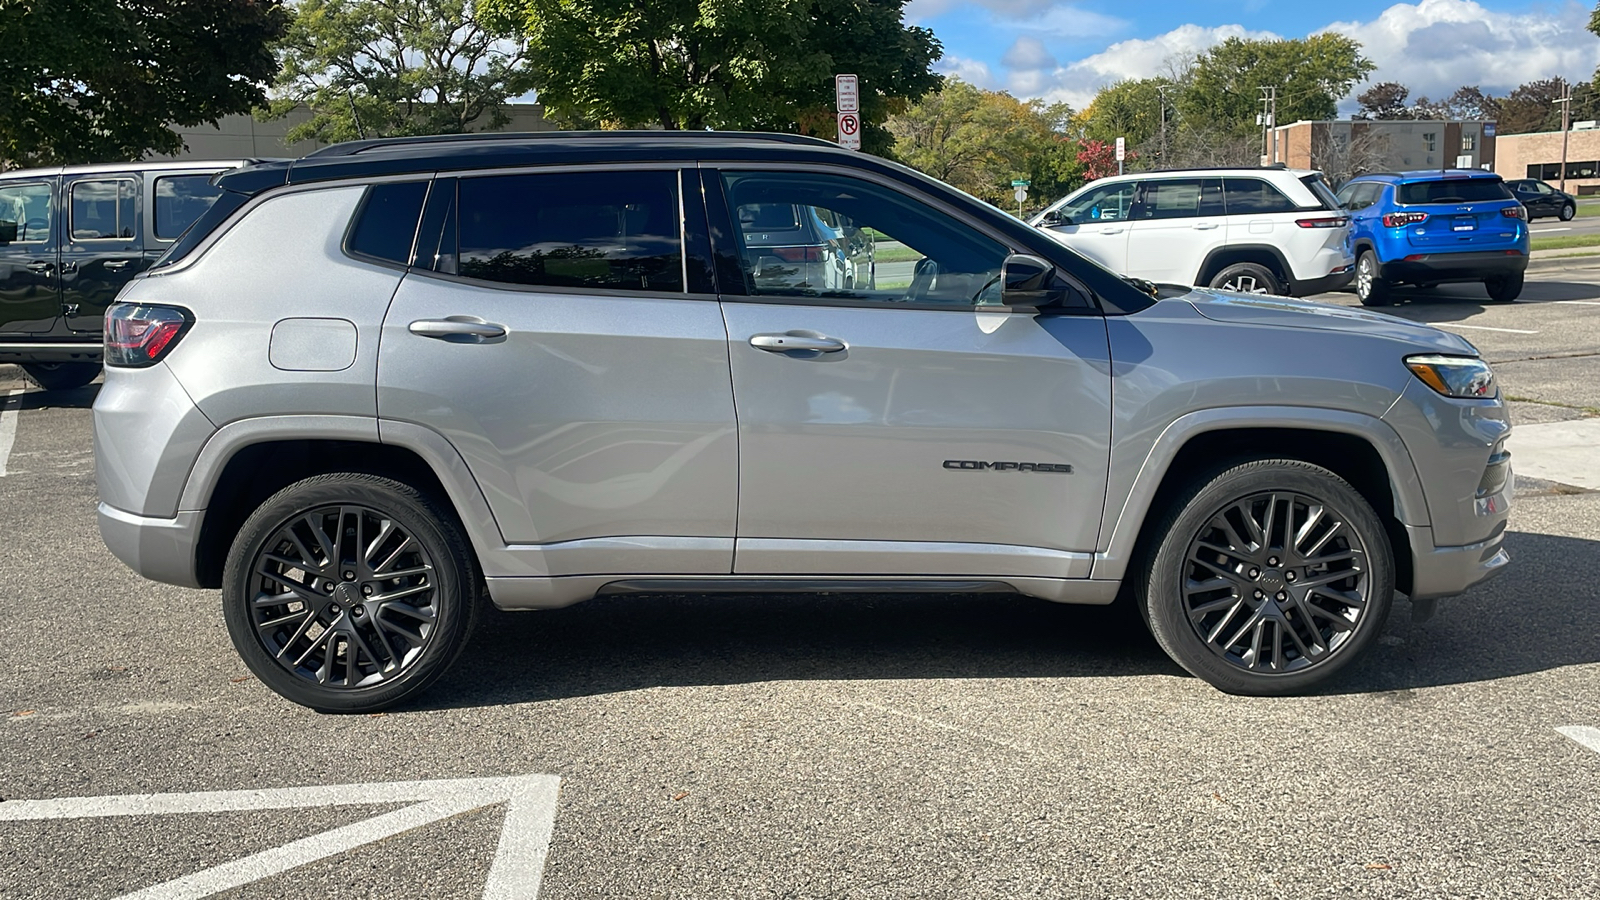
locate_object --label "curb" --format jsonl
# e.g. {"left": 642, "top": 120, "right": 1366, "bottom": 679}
{"left": 1526, "top": 254, "right": 1600, "bottom": 274}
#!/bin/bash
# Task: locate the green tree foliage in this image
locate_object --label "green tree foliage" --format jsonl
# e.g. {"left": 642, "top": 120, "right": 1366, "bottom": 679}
{"left": 479, "top": 0, "right": 942, "bottom": 154}
{"left": 0, "top": 0, "right": 288, "bottom": 166}
{"left": 886, "top": 80, "right": 1078, "bottom": 207}
{"left": 1180, "top": 34, "right": 1375, "bottom": 132}
{"left": 1078, "top": 78, "right": 1170, "bottom": 148}
{"left": 267, "top": 0, "right": 534, "bottom": 144}
{"left": 1493, "top": 78, "right": 1600, "bottom": 134}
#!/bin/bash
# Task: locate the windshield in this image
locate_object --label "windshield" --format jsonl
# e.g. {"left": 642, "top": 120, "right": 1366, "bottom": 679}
{"left": 1397, "top": 179, "right": 1512, "bottom": 205}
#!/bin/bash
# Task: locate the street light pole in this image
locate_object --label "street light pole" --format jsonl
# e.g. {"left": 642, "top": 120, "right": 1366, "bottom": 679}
{"left": 1158, "top": 84, "right": 1171, "bottom": 164}
{"left": 1556, "top": 82, "right": 1573, "bottom": 191}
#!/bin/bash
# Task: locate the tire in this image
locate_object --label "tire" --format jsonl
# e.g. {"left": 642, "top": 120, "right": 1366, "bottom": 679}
{"left": 1135, "top": 459, "right": 1394, "bottom": 696}
{"left": 1209, "top": 262, "right": 1282, "bottom": 295}
{"left": 1485, "top": 272, "right": 1524, "bottom": 303}
{"left": 221, "top": 473, "right": 482, "bottom": 713}
{"left": 20, "top": 362, "right": 100, "bottom": 391}
{"left": 1560, "top": 203, "right": 1576, "bottom": 222}
{"left": 1354, "top": 250, "right": 1390, "bottom": 307}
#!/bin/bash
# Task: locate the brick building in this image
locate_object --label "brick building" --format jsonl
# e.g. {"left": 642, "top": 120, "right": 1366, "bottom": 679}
{"left": 1492, "top": 128, "right": 1600, "bottom": 194}
{"left": 1268, "top": 119, "right": 1497, "bottom": 187}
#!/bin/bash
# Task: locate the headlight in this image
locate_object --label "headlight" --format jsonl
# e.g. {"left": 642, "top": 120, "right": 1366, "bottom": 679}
{"left": 1405, "top": 354, "right": 1496, "bottom": 399}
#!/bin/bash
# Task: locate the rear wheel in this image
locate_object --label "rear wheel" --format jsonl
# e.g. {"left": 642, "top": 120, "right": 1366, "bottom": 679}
{"left": 1354, "top": 251, "right": 1390, "bottom": 307}
{"left": 1485, "top": 272, "right": 1524, "bottom": 303}
{"left": 20, "top": 362, "right": 99, "bottom": 391}
{"left": 222, "top": 473, "right": 481, "bottom": 713}
{"left": 1137, "top": 459, "right": 1394, "bottom": 695}
{"left": 1209, "top": 262, "right": 1282, "bottom": 295}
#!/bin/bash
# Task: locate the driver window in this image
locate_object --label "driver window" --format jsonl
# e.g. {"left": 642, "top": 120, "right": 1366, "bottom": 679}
{"left": 0, "top": 182, "right": 53, "bottom": 244}
{"left": 719, "top": 170, "right": 1009, "bottom": 307}
{"left": 1058, "top": 182, "right": 1135, "bottom": 224}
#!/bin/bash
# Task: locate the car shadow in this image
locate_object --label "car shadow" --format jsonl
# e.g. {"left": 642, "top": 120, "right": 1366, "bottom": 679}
{"left": 416, "top": 529, "right": 1600, "bottom": 710}
{"left": 1332, "top": 279, "right": 1600, "bottom": 327}
{"left": 1, "top": 383, "right": 101, "bottom": 411}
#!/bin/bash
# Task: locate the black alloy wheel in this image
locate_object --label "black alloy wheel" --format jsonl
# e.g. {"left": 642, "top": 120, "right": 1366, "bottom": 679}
{"left": 1210, "top": 262, "right": 1281, "bottom": 295}
{"left": 222, "top": 474, "right": 480, "bottom": 712}
{"left": 1560, "top": 203, "right": 1576, "bottom": 221}
{"left": 1139, "top": 459, "right": 1393, "bottom": 695}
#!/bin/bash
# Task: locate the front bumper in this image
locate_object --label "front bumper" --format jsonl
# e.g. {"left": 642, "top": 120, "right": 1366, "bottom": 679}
{"left": 1406, "top": 521, "right": 1511, "bottom": 606}
{"left": 1380, "top": 250, "right": 1528, "bottom": 284}
{"left": 98, "top": 503, "right": 204, "bottom": 589}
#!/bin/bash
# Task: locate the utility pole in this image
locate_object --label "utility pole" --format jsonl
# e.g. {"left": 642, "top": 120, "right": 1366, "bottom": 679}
{"left": 1556, "top": 81, "right": 1574, "bottom": 191}
{"left": 1259, "top": 86, "right": 1278, "bottom": 164}
{"left": 1158, "top": 84, "right": 1172, "bottom": 165}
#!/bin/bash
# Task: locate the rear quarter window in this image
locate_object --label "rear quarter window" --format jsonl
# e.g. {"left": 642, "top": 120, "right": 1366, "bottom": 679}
{"left": 1222, "top": 178, "right": 1302, "bottom": 215}
{"left": 1397, "top": 179, "right": 1513, "bottom": 204}
{"left": 346, "top": 180, "right": 430, "bottom": 266}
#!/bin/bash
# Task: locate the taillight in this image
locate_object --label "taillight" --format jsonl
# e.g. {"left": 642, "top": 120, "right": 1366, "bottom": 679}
{"left": 770, "top": 246, "right": 822, "bottom": 262}
{"left": 1296, "top": 216, "right": 1349, "bottom": 228}
{"left": 1383, "top": 211, "right": 1429, "bottom": 227}
{"left": 105, "top": 303, "right": 192, "bottom": 368}
{"left": 1501, "top": 206, "right": 1527, "bottom": 220}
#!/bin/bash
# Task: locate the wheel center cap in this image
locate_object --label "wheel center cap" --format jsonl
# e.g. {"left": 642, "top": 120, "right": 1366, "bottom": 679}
{"left": 334, "top": 582, "right": 360, "bottom": 606}
{"left": 1258, "top": 570, "right": 1286, "bottom": 593}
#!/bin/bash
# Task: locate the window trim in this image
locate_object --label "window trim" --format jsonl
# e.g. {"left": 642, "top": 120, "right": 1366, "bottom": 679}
{"left": 0, "top": 180, "right": 56, "bottom": 245}
{"left": 69, "top": 176, "right": 138, "bottom": 243}
{"left": 702, "top": 161, "right": 1064, "bottom": 313}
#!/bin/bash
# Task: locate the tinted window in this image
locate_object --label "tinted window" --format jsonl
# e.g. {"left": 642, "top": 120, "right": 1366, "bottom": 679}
{"left": 0, "top": 182, "right": 53, "bottom": 243}
{"left": 1222, "top": 178, "right": 1300, "bottom": 215}
{"left": 1300, "top": 174, "right": 1341, "bottom": 210}
{"left": 1058, "top": 181, "right": 1135, "bottom": 223}
{"left": 720, "top": 170, "right": 1016, "bottom": 307}
{"left": 348, "top": 181, "right": 429, "bottom": 265}
{"left": 71, "top": 179, "right": 135, "bottom": 240}
{"left": 1136, "top": 178, "right": 1222, "bottom": 220}
{"left": 153, "top": 175, "right": 225, "bottom": 240}
{"left": 455, "top": 171, "right": 682, "bottom": 292}
{"left": 1396, "top": 179, "right": 1513, "bottom": 204}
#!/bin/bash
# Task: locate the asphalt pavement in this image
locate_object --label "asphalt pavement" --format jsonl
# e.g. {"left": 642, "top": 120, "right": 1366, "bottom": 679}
{"left": 2, "top": 268, "right": 1598, "bottom": 899}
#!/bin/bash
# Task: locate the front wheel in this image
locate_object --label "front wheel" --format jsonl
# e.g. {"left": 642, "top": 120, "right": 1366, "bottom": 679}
{"left": 221, "top": 473, "right": 481, "bottom": 713}
{"left": 1560, "top": 203, "right": 1576, "bottom": 221}
{"left": 1485, "top": 272, "right": 1524, "bottom": 303}
{"left": 1355, "top": 251, "right": 1390, "bottom": 307}
{"left": 1137, "top": 459, "right": 1394, "bottom": 695}
{"left": 20, "top": 362, "right": 100, "bottom": 391}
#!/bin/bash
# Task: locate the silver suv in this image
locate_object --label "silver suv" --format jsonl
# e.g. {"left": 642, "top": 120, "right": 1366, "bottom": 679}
{"left": 94, "top": 132, "right": 1511, "bottom": 712}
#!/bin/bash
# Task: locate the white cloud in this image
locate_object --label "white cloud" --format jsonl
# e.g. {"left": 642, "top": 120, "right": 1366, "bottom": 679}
{"left": 1006, "top": 24, "right": 1279, "bottom": 110}
{"left": 936, "top": 55, "right": 1000, "bottom": 90}
{"left": 1002, "top": 37, "right": 1059, "bottom": 72}
{"left": 1322, "top": 0, "right": 1600, "bottom": 102}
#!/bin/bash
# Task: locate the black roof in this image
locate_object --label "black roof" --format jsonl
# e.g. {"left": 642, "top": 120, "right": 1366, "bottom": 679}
{"left": 217, "top": 131, "right": 857, "bottom": 194}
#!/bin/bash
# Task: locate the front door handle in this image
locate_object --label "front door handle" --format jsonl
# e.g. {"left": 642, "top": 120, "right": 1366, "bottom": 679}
{"left": 750, "top": 333, "right": 846, "bottom": 353}
{"left": 408, "top": 318, "right": 507, "bottom": 342}
{"left": 1192, "top": 222, "right": 1219, "bottom": 230}
{"left": 1100, "top": 226, "right": 1124, "bottom": 235}
{"left": 103, "top": 260, "right": 129, "bottom": 271}
{"left": 26, "top": 261, "right": 53, "bottom": 274}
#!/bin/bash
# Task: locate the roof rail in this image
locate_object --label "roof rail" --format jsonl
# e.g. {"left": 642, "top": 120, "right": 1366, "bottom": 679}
{"left": 1135, "top": 164, "right": 1306, "bottom": 175}
{"left": 303, "top": 130, "right": 840, "bottom": 158}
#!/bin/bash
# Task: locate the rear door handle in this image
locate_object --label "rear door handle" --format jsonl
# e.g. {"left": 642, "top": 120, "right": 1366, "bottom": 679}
{"left": 1192, "top": 222, "right": 1219, "bottom": 230}
{"left": 750, "top": 333, "right": 846, "bottom": 353}
{"left": 408, "top": 318, "right": 507, "bottom": 341}
{"left": 103, "top": 260, "right": 129, "bottom": 271}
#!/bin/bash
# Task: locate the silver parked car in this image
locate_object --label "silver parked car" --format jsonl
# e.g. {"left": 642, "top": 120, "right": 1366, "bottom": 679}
{"left": 94, "top": 132, "right": 1511, "bottom": 711}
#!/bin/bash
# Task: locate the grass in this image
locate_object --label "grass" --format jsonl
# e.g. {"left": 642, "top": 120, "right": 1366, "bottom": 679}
{"left": 1530, "top": 233, "right": 1600, "bottom": 252}
{"left": 1506, "top": 395, "right": 1600, "bottom": 417}
{"left": 872, "top": 244, "right": 925, "bottom": 263}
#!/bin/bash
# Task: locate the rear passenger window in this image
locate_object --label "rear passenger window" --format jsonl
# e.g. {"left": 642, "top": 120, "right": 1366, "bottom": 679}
{"left": 454, "top": 170, "right": 683, "bottom": 293}
{"left": 1222, "top": 178, "right": 1299, "bottom": 215}
{"left": 1137, "top": 178, "right": 1222, "bottom": 220}
{"left": 347, "top": 181, "right": 429, "bottom": 265}
{"left": 0, "top": 182, "right": 53, "bottom": 243}
{"left": 71, "top": 179, "right": 136, "bottom": 240}
{"left": 153, "top": 175, "right": 225, "bottom": 240}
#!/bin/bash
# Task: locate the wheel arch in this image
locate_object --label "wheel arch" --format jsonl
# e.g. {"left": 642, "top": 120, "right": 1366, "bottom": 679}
{"left": 1096, "top": 412, "right": 1428, "bottom": 596}
{"left": 1195, "top": 245, "right": 1292, "bottom": 289}
{"left": 185, "top": 417, "right": 502, "bottom": 589}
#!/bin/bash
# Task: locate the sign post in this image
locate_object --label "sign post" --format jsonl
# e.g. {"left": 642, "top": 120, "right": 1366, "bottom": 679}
{"left": 835, "top": 74, "right": 861, "bottom": 151}
{"left": 1012, "top": 179, "right": 1030, "bottom": 218}
{"left": 1115, "top": 137, "right": 1125, "bottom": 176}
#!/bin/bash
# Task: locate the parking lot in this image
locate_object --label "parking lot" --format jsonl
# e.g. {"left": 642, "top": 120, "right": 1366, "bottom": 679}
{"left": 2, "top": 267, "right": 1599, "bottom": 899}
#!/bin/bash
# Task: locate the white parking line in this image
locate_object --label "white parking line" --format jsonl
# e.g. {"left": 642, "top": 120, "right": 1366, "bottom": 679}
{"left": 0, "top": 774, "right": 562, "bottom": 899}
{"left": 0, "top": 388, "right": 22, "bottom": 477}
{"left": 1431, "top": 323, "right": 1540, "bottom": 335}
{"left": 1532, "top": 226, "right": 1573, "bottom": 233}
{"left": 1552, "top": 300, "right": 1600, "bottom": 306}
{"left": 1558, "top": 726, "right": 1600, "bottom": 756}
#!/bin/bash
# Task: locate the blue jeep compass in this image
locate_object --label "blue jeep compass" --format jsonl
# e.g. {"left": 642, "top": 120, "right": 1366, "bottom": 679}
{"left": 1337, "top": 170, "right": 1529, "bottom": 305}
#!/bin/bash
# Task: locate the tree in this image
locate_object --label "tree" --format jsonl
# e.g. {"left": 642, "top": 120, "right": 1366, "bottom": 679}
{"left": 0, "top": 0, "right": 288, "bottom": 166}
{"left": 1312, "top": 124, "right": 1390, "bottom": 187}
{"left": 887, "top": 80, "right": 1065, "bottom": 206}
{"left": 479, "top": 0, "right": 942, "bottom": 154}
{"left": 1180, "top": 34, "right": 1376, "bottom": 133}
{"left": 1079, "top": 78, "right": 1169, "bottom": 149}
{"left": 1076, "top": 139, "right": 1132, "bottom": 181}
{"left": 1356, "top": 82, "right": 1410, "bottom": 120}
{"left": 266, "top": 0, "right": 534, "bottom": 144}
{"left": 1494, "top": 77, "right": 1598, "bottom": 134}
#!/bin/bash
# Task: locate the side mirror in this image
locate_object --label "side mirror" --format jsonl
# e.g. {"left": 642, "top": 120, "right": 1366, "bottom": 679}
{"left": 1039, "top": 209, "right": 1072, "bottom": 227}
{"left": 1000, "top": 253, "right": 1060, "bottom": 307}
{"left": 0, "top": 221, "right": 16, "bottom": 244}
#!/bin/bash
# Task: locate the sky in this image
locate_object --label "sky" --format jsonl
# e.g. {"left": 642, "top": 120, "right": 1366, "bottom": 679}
{"left": 905, "top": 0, "right": 1600, "bottom": 114}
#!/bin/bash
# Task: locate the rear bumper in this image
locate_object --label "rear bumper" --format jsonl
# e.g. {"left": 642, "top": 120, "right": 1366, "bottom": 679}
{"left": 1380, "top": 250, "right": 1528, "bottom": 284}
{"left": 1288, "top": 267, "right": 1355, "bottom": 297}
{"left": 98, "top": 503, "right": 204, "bottom": 589}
